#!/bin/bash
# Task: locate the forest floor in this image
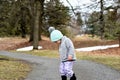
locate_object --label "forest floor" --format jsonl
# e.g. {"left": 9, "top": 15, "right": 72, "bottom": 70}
{"left": 0, "top": 35, "right": 120, "bottom": 56}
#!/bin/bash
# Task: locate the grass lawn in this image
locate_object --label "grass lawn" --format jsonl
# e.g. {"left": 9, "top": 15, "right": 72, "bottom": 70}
{"left": 0, "top": 55, "right": 31, "bottom": 80}
{"left": 15, "top": 50, "right": 120, "bottom": 71}
{"left": 77, "top": 52, "right": 120, "bottom": 71}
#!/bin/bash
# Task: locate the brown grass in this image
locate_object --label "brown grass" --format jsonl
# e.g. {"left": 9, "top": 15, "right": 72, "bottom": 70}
{"left": 0, "top": 55, "right": 31, "bottom": 80}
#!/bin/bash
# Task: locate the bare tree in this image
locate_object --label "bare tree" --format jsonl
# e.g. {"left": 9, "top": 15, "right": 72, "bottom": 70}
{"left": 33, "top": 0, "right": 44, "bottom": 50}
{"left": 99, "top": 0, "right": 105, "bottom": 39}
{"left": 28, "top": 0, "right": 44, "bottom": 50}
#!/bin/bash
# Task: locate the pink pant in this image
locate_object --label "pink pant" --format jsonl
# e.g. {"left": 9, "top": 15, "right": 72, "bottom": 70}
{"left": 59, "top": 61, "right": 74, "bottom": 77}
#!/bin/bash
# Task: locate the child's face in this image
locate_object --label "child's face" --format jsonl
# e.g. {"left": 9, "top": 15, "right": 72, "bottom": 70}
{"left": 55, "top": 40, "right": 61, "bottom": 44}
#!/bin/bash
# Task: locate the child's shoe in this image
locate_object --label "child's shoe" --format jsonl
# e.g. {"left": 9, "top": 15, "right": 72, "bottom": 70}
{"left": 61, "top": 75, "right": 67, "bottom": 80}
{"left": 70, "top": 73, "right": 76, "bottom": 80}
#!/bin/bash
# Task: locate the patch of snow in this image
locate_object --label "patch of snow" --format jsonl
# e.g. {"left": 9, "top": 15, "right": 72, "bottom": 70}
{"left": 75, "top": 44, "right": 119, "bottom": 52}
{"left": 16, "top": 46, "right": 42, "bottom": 51}
{"left": 16, "top": 44, "right": 119, "bottom": 52}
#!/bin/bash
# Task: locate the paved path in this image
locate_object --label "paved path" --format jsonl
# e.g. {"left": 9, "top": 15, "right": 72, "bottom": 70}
{"left": 0, "top": 51, "right": 120, "bottom": 80}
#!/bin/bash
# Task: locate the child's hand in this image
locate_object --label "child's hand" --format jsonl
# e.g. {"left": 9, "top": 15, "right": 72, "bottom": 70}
{"left": 68, "top": 55, "right": 72, "bottom": 61}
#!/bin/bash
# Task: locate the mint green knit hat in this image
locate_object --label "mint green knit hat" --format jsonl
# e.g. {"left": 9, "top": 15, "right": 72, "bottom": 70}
{"left": 50, "top": 30, "right": 63, "bottom": 42}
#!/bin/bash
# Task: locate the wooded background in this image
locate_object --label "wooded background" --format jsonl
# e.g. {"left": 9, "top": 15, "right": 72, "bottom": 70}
{"left": 0, "top": 0, "right": 120, "bottom": 49}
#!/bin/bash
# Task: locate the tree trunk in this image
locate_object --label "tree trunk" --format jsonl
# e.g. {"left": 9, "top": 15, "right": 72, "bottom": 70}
{"left": 29, "top": 0, "right": 44, "bottom": 42}
{"left": 20, "top": 7, "right": 26, "bottom": 38}
{"left": 33, "top": 0, "right": 41, "bottom": 50}
{"left": 38, "top": 0, "right": 44, "bottom": 40}
{"left": 29, "top": 0, "right": 35, "bottom": 42}
{"left": 29, "top": 17, "right": 34, "bottom": 42}
{"left": 21, "top": 21, "right": 26, "bottom": 38}
{"left": 29, "top": 0, "right": 44, "bottom": 49}
{"left": 100, "top": 0, "right": 105, "bottom": 40}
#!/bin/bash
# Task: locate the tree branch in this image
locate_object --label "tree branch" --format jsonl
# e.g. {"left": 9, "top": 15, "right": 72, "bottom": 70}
{"left": 66, "top": 0, "right": 76, "bottom": 16}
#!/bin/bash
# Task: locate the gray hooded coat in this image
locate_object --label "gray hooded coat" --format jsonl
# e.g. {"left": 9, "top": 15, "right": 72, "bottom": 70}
{"left": 59, "top": 36, "right": 76, "bottom": 62}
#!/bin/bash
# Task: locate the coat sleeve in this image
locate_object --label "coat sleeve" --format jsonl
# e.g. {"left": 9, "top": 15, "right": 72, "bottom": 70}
{"left": 65, "top": 38, "right": 75, "bottom": 56}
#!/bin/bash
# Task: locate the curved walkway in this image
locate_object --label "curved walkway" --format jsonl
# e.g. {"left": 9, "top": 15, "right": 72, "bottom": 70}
{"left": 0, "top": 51, "right": 120, "bottom": 80}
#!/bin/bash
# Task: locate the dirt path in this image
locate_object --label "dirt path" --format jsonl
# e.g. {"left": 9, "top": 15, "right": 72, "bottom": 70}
{"left": 0, "top": 51, "right": 120, "bottom": 80}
